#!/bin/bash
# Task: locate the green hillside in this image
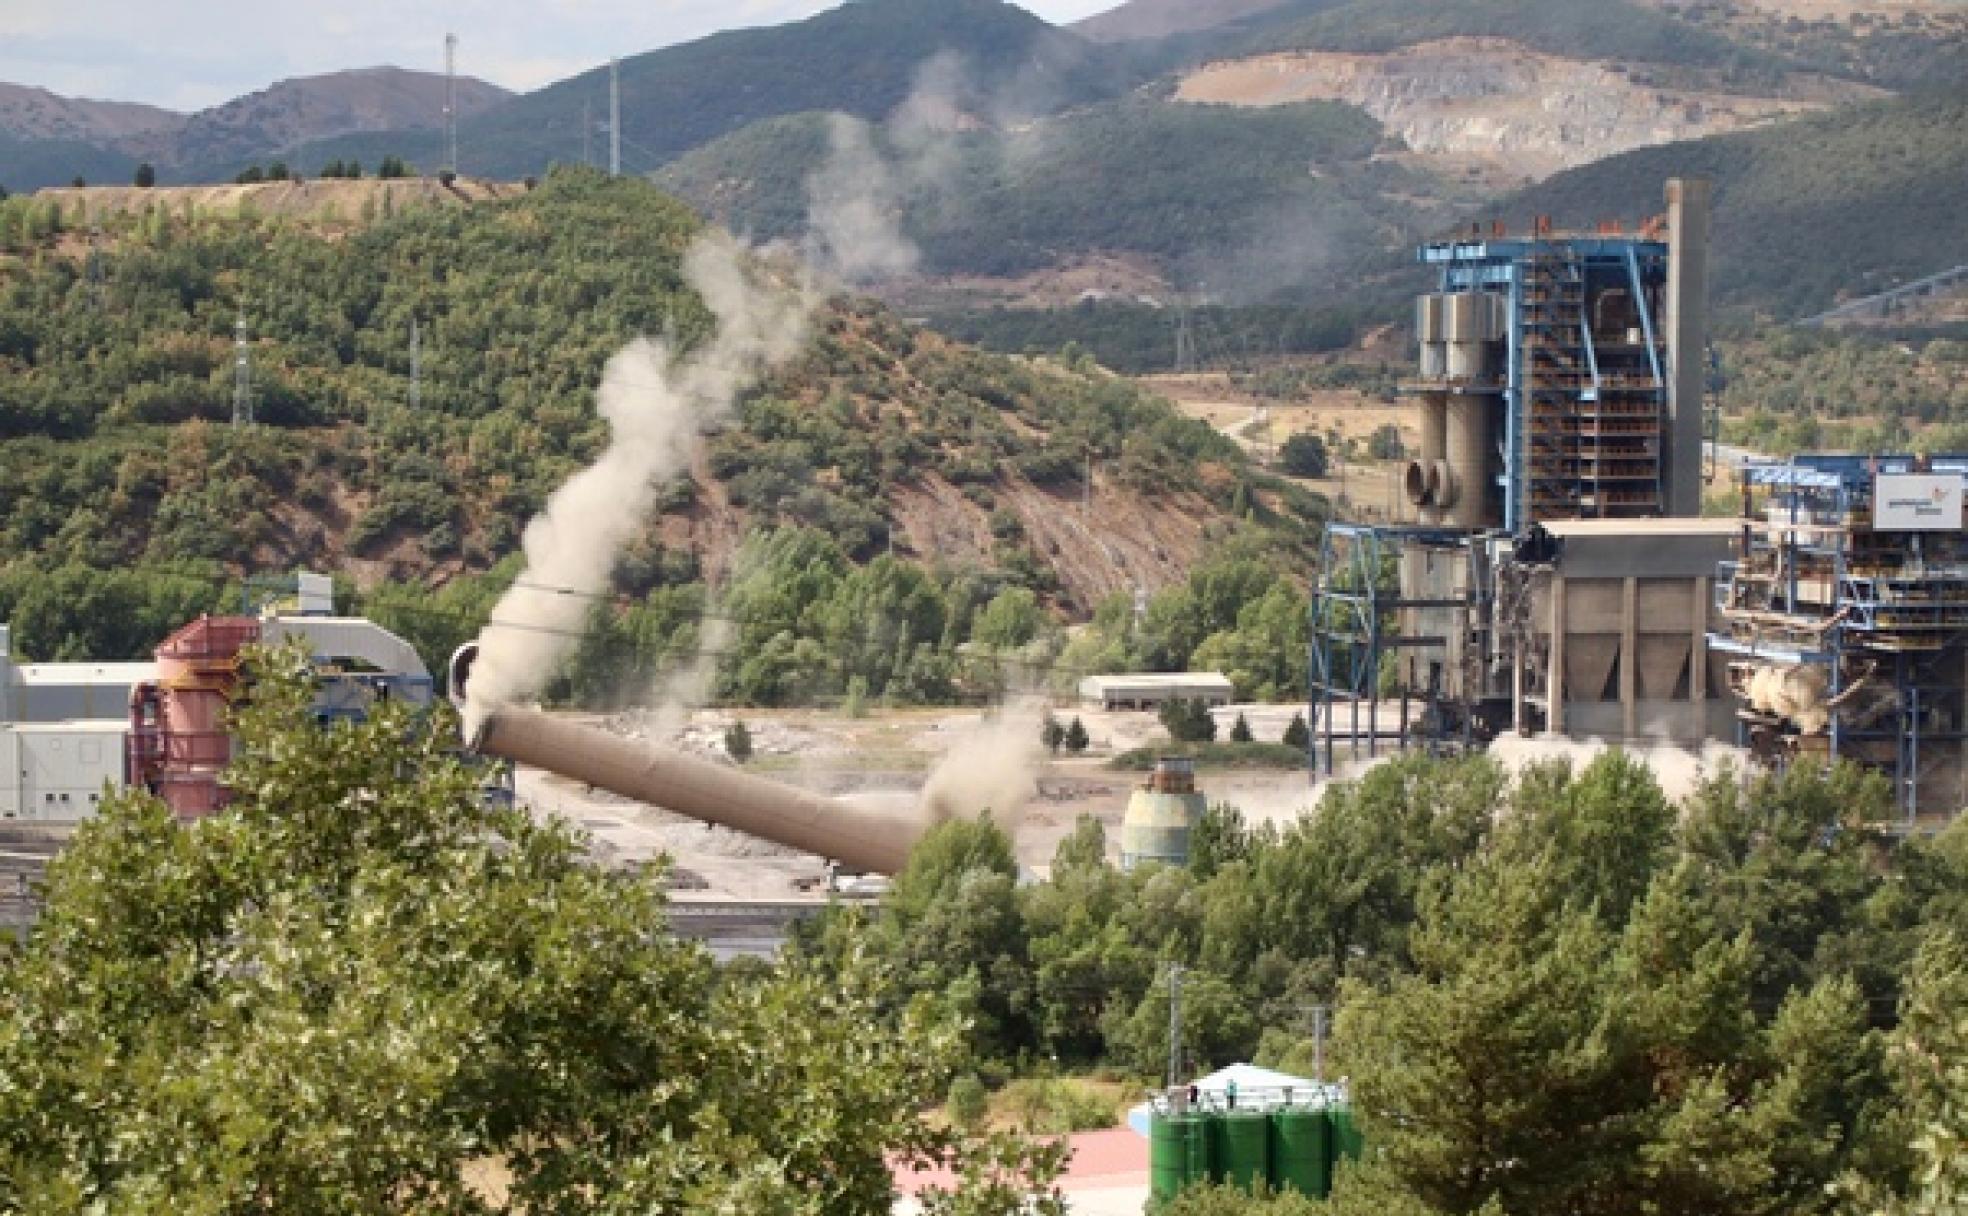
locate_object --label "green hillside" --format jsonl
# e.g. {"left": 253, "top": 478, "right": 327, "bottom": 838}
{"left": 657, "top": 96, "right": 1460, "bottom": 292}
{"left": 0, "top": 131, "right": 138, "bottom": 193}
{"left": 0, "top": 170, "right": 1321, "bottom": 701}
{"left": 250, "top": 0, "right": 1135, "bottom": 185}
{"left": 1511, "top": 91, "right": 1968, "bottom": 319}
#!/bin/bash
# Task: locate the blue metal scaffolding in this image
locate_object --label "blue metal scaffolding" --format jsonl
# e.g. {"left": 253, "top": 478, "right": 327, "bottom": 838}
{"left": 1419, "top": 235, "right": 1670, "bottom": 531}
{"left": 1709, "top": 457, "right": 1968, "bottom": 822}
{"left": 1307, "top": 523, "right": 1480, "bottom": 775}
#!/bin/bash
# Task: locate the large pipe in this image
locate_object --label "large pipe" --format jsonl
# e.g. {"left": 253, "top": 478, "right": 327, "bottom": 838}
{"left": 1665, "top": 177, "right": 1712, "bottom": 517}
{"left": 472, "top": 704, "right": 930, "bottom": 874}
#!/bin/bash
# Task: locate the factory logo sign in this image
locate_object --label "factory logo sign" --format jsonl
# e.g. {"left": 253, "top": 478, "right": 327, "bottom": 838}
{"left": 1875, "top": 474, "right": 1964, "bottom": 531}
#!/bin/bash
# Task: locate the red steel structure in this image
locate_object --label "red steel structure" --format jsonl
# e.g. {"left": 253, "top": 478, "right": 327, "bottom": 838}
{"left": 126, "top": 616, "right": 261, "bottom": 818}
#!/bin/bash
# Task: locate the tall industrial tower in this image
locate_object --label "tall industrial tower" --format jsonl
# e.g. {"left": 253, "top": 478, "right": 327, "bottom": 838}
{"left": 444, "top": 33, "right": 459, "bottom": 175}
{"left": 609, "top": 58, "right": 622, "bottom": 176}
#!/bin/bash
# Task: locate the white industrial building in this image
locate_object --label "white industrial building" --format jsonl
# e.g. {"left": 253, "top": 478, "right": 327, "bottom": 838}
{"left": 0, "top": 625, "right": 149, "bottom": 821}
{"left": 1078, "top": 672, "right": 1236, "bottom": 712}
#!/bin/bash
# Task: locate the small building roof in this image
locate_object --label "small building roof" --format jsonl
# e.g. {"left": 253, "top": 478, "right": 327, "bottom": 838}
{"left": 13, "top": 662, "right": 157, "bottom": 687}
{"left": 1080, "top": 672, "right": 1235, "bottom": 694}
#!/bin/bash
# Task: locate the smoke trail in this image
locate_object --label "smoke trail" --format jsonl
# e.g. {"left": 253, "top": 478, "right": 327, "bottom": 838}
{"left": 463, "top": 235, "right": 812, "bottom": 733}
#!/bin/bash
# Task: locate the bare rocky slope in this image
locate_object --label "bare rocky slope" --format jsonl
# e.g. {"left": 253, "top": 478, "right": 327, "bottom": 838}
{"left": 1176, "top": 37, "right": 1876, "bottom": 179}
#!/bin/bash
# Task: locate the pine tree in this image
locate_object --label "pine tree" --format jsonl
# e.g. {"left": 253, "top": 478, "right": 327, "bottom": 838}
{"left": 1063, "top": 717, "right": 1090, "bottom": 754}
{"left": 1230, "top": 713, "right": 1254, "bottom": 744}
{"left": 1283, "top": 712, "right": 1310, "bottom": 749}
{"left": 1041, "top": 713, "right": 1065, "bottom": 754}
{"left": 724, "top": 719, "right": 753, "bottom": 763}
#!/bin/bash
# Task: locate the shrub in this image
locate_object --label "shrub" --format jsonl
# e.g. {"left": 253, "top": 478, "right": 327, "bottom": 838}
{"left": 946, "top": 1074, "right": 988, "bottom": 1132}
{"left": 724, "top": 719, "right": 753, "bottom": 763}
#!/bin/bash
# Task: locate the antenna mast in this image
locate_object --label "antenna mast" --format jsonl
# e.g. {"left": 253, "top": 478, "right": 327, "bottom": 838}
{"left": 444, "top": 32, "right": 459, "bottom": 175}
{"left": 609, "top": 57, "right": 621, "bottom": 176}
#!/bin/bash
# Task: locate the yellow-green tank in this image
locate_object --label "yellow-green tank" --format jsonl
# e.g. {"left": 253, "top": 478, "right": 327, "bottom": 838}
{"left": 1121, "top": 756, "right": 1207, "bottom": 870}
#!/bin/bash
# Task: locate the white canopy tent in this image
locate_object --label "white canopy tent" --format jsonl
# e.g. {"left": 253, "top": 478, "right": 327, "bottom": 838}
{"left": 1125, "top": 1063, "right": 1345, "bottom": 1135}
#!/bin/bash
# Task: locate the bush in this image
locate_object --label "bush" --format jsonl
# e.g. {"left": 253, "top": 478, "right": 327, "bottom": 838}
{"left": 946, "top": 1073, "right": 988, "bottom": 1132}
{"left": 1160, "top": 698, "right": 1217, "bottom": 744}
{"left": 133, "top": 164, "right": 156, "bottom": 188}
{"left": 724, "top": 719, "right": 754, "bottom": 763}
{"left": 1041, "top": 714, "right": 1065, "bottom": 754}
{"left": 1279, "top": 431, "right": 1329, "bottom": 478}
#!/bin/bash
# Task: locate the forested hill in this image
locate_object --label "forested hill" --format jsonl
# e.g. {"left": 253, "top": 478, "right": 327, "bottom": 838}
{"left": 0, "top": 170, "right": 1322, "bottom": 699}
{"left": 1512, "top": 90, "right": 1968, "bottom": 319}
{"left": 654, "top": 95, "right": 1463, "bottom": 295}
{"left": 274, "top": 0, "right": 1137, "bottom": 186}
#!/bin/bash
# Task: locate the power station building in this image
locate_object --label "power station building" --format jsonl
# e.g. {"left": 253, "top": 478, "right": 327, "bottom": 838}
{"left": 1311, "top": 178, "right": 1968, "bottom": 823}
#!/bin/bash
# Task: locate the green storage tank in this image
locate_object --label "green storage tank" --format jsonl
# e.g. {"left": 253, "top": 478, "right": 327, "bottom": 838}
{"left": 1270, "top": 1107, "right": 1332, "bottom": 1199}
{"left": 1218, "top": 1112, "right": 1271, "bottom": 1190}
{"left": 1183, "top": 1113, "right": 1212, "bottom": 1187}
{"left": 1330, "top": 1106, "right": 1366, "bottom": 1173}
{"left": 1150, "top": 1114, "right": 1190, "bottom": 1203}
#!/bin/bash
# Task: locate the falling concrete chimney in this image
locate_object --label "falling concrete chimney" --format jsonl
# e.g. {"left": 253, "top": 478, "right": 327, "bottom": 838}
{"left": 1665, "top": 177, "right": 1712, "bottom": 518}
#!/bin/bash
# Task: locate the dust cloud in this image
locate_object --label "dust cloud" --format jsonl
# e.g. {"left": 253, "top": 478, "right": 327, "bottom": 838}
{"left": 1486, "top": 734, "right": 1750, "bottom": 805}
{"left": 462, "top": 235, "right": 813, "bottom": 733}
{"left": 917, "top": 699, "right": 1047, "bottom": 834}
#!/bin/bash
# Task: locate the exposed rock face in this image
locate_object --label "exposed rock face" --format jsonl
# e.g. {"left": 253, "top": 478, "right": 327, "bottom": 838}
{"left": 1176, "top": 37, "right": 1878, "bottom": 178}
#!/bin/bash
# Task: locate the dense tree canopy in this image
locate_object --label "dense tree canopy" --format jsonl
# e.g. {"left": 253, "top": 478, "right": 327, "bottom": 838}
{"left": 0, "top": 649, "right": 1061, "bottom": 1211}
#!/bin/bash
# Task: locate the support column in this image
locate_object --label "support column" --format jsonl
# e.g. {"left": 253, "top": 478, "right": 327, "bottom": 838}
{"left": 1622, "top": 577, "right": 1639, "bottom": 740}
{"left": 1692, "top": 576, "right": 1710, "bottom": 741}
{"left": 1549, "top": 576, "right": 1567, "bottom": 735}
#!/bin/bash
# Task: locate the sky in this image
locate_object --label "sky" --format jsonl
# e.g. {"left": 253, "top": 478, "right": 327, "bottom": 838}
{"left": 0, "top": 0, "right": 1124, "bottom": 113}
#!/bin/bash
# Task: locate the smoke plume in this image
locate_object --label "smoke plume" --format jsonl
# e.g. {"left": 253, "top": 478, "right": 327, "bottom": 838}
{"left": 805, "top": 113, "right": 922, "bottom": 284}
{"left": 463, "top": 235, "right": 812, "bottom": 733}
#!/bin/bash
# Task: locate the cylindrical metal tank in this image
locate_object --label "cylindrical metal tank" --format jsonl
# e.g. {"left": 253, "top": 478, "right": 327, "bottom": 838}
{"left": 1183, "top": 1114, "right": 1212, "bottom": 1186}
{"left": 1416, "top": 295, "right": 1446, "bottom": 379}
{"left": 1150, "top": 1114, "right": 1191, "bottom": 1202}
{"left": 1445, "top": 397, "right": 1494, "bottom": 528}
{"left": 1214, "top": 1112, "right": 1271, "bottom": 1190}
{"left": 1329, "top": 1107, "right": 1366, "bottom": 1171}
{"left": 1444, "top": 292, "right": 1496, "bottom": 381}
{"left": 1120, "top": 756, "right": 1207, "bottom": 871}
{"left": 1419, "top": 393, "right": 1447, "bottom": 464}
{"left": 1270, "top": 1107, "right": 1332, "bottom": 1199}
{"left": 471, "top": 705, "right": 931, "bottom": 874}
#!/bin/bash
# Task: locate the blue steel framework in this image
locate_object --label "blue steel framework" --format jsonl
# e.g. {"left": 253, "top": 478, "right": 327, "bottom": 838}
{"left": 1419, "top": 236, "right": 1670, "bottom": 531}
{"left": 1709, "top": 456, "right": 1968, "bottom": 821}
{"left": 1307, "top": 523, "right": 1478, "bottom": 775}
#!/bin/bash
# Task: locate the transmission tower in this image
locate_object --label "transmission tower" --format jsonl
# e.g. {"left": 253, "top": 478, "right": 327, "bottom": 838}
{"left": 609, "top": 57, "right": 621, "bottom": 176}
{"left": 443, "top": 33, "right": 459, "bottom": 175}
{"left": 232, "top": 315, "right": 254, "bottom": 427}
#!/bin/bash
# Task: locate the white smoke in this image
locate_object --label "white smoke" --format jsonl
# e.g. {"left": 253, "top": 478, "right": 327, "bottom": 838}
{"left": 463, "top": 235, "right": 812, "bottom": 733}
{"left": 1485, "top": 734, "right": 1751, "bottom": 807}
{"left": 805, "top": 113, "right": 923, "bottom": 284}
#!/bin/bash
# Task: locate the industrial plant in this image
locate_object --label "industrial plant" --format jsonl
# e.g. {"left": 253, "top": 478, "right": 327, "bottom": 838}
{"left": 1313, "top": 178, "right": 1968, "bottom": 823}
